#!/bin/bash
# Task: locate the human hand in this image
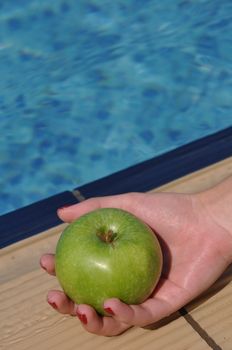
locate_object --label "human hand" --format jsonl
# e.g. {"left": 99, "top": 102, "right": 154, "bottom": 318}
{"left": 40, "top": 190, "right": 232, "bottom": 336}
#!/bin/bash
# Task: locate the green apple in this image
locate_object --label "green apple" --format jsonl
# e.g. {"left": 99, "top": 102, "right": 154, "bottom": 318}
{"left": 55, "top": 208, "right": 163, "bottom": 315}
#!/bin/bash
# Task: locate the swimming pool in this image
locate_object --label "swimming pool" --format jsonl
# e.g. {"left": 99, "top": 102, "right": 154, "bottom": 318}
{"left": 0, "top": 0, "right": 231, "bottom": 215}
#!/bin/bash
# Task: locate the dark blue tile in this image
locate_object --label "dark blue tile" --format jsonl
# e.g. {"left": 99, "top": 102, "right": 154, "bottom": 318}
{"left": 40, "top": 140, "right": 52, "bottom": 150}
{"left": 139, "top": 130, "right": 154, "bottom": 143}
{"left": 159, "top": 47, "right": 175, "bottom": 56}
{"left": 0, "top": 95, "right": 5, "bottom": 105}
{"left": 90, "top": 153, "right": 102, "bottom": 161}
{"left": 199, "top": 122, "right": 210, "bottom": 131}
{"left": 56, "top": 144, "right": 78, "bottom": 155}
{"left": 31, "top": 157, "right": 44, "bottom": 168}
{"left": 91, "top": 69, "right": 106, "bottom": 82}
{"left": 24, "top": 108, "right": 35, "bottom": 115}
{"left": 197, "top": 35, "right": 218, "bottom": 54}
{"left": 34, "top": 126, "right": 46, "bottom": 138}
{"left": 219, "top": 70, "right": 230, "bottom": 81}
{"left": 28, "top": 14, "right": 38, "bottom": 22}
{"left": 57, "top": 102, "right": 72, "bottom": 114}
{"left": 0, "top": 191, "right": 79, "bottom": 248}
{"left": 1, "top": 192, "right": 11, "bottom": 201}
{"left": 35, "top": 121, "right": 47, "bottom": 129}
{"left": 7, "top": 17, "right": 22, "bottom": 31}
{"left": 130, "top": 0, "right": 152, "bottom": 7}
{"left": 52, "top": 175, "right": 66, "bottom": 186}
{"left": 7, "top": 194, "right": 23, "bottom": 209}
{"left": 168, "top": 129, "right": 182, "bottom": 141}
{"left": 99, "top": 49, "right": 122, "bottom": 62}
{"left": 15, "top": 94, "right": 26, "bottom": 108}
{"left": 96, "top": 110, "right": 110, "bottom": 120}
{"left": 53, "top": 41, "right": 67, "bottom": 51}
{"left": 178, "top": 0, "right": 191, "bottom": 9}
{"left": 77, "top": 127, "right": 232, "bottom": 198}
{"left": 60, "top": 2, "right": 70, "bottom": 13}
{"left": 95, "top": 34, "right": 121, "bottom": 47}
{"left": 10, "top": 174, "right": 22, "bottom": 185}
{"left": 133, "top": 52, "right": 145, "bottom": 63}
{"left": 85, "top": 3, "right": 101, "bottom": 13}
{"left": 42, "top": 8, "right": 55, "bottom": 18}
{"left": 136, "top": 14, "right": 148, "bottom": 23}
{"left": 142, "top": 88, "right": 158, "bottom": 98}
{"left": 40, "top": 98, "right": 71, "bottom": 114}
{"left": 69, "top": 136, "right": 80, "bottom": 145}
{"left": 209, "top": 18, "right": 232, "bottom": 30}
{"left": 47, "top": 98, "right": 61, "bottom": 107}
{"left": 108, "top": 149, "right": 118, "bottom": 157}
{"left": 19, "top": 50, "right": 34, "bottom": 61}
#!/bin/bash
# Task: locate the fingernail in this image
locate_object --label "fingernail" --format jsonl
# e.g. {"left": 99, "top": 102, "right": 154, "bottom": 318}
{"left": 77, "top": 311, "right": 88, "bottom": 325}
{"left": 40, "top": 261, "right": 47, "bottom": 271}
{"left": 58, "top": 205, "right": 71, "bottom": 211}
{"left": 104, "top": 307, "right": 115, "bottom": 316}
{"left": 48, "top": 300, "right": 57, "bottom": 310}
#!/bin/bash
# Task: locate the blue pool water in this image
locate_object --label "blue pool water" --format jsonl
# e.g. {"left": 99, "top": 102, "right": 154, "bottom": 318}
{"left": 0, "top": 0, "right": 231, "bottom": 215}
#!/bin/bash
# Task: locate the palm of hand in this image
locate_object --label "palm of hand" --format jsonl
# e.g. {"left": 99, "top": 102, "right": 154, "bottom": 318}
{"left": 41, "top": 192, "right": 230, "bottom": 336}
{"left": 120, "top": 193, "right": 229, "bottom": 325}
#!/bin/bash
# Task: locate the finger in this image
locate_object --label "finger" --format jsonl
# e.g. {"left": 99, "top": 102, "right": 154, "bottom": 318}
{"left": 103, "top": 298, "right": 155, "bottom": 327}
{"left": 47, "top": 290, "right": 77, "bottom": 315}
{"left": 103, "top": 277, "right": 191, "bottom": 328}
{"left": 103, "top": 295, "right": 174, "bottom": 327}
{"left": 76, "top": 304, "right": 130, "bottom": 336}
{"left": 40, "top": 254, "right": 56, "bottom": 275}
{"left": 57, "top": 193, "right": 146, "bottom": 223}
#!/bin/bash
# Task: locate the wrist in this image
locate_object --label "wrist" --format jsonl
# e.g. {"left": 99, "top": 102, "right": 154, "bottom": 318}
{"left": 195, "top": 176, "right": 232, "bottom": 262}
{"left": 197, "top": 177, "right": 232, "bottom": 237}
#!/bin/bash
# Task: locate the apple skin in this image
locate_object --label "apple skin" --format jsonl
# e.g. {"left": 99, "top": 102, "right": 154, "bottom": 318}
{"left": 55, "top": 208, "right": 163, "bottom": 315}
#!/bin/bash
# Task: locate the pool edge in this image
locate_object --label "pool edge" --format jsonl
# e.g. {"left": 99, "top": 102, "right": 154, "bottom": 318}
{"left": 1, "top": 127, "right": 232, "bottom": 248}
{"left": 78, "top": 127, "right": 232, "bottom": 197}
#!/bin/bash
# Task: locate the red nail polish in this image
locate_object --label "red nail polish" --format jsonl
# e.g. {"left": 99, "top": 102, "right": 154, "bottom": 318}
{"left": 48, "top": 300, "right": 57, "bottom": 309}
{"left": 104, "top": 307, "right": 115, "bottom": 315}
{"left": 77, "top": 311, "right": 88, "bottom": 325}
{"left": 40, "top": 261, "right": 47, "bottom": 271}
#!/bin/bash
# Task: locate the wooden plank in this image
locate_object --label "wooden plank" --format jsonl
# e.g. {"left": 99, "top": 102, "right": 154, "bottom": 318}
{"left": 149, "top": 157, "right": 232, "bottom": 194}
{"left": 151, "top": 157, "right": 232, "bottom": 349}
{"left": 1, "top": 158, "right": 231, "bottom": 349}
{"left": 0, "top": 269, "right": 208, "bottom": 350}
{"left": 184, "top": 265, "right": 232, "bottom": 350}
{"left": 0, "top": 224, "right": 66, "bottom": 284}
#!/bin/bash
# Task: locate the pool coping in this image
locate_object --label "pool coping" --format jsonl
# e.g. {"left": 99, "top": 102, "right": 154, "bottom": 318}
{"left": 1, "top": 126, "right": 232, "bottom": 248}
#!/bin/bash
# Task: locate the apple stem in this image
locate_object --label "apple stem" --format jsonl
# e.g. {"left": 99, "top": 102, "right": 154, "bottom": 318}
{"left": 97, "top": 229, "right": 117, "bottom": 244}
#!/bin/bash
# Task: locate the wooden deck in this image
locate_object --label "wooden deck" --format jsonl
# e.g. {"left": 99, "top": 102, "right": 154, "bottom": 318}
{"left": 1, "top": 157, "right": 231, "bottom": 350}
